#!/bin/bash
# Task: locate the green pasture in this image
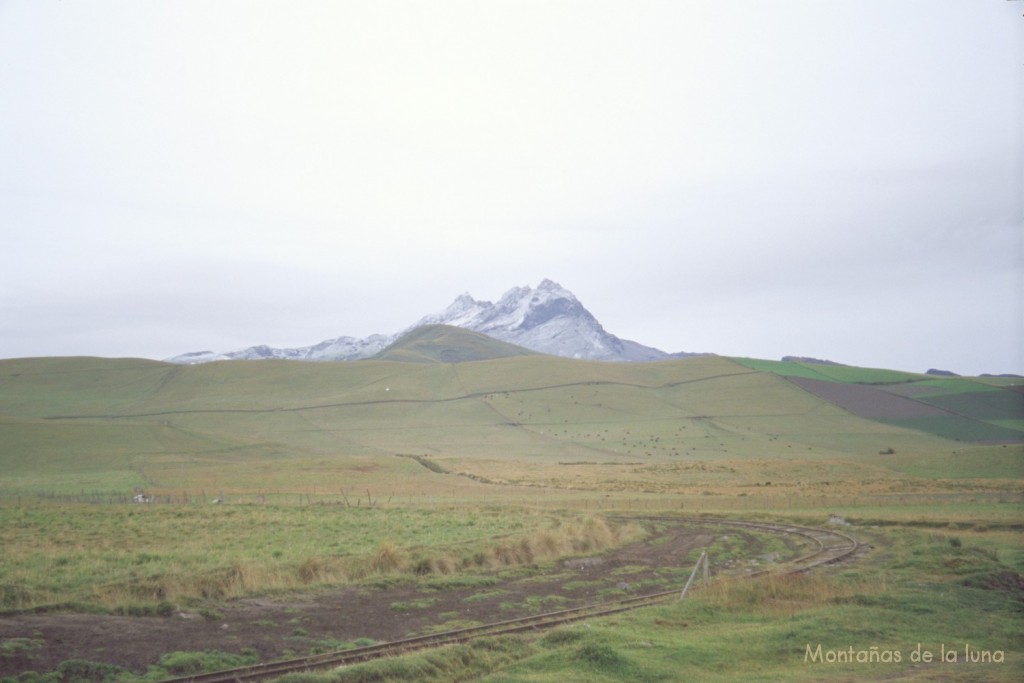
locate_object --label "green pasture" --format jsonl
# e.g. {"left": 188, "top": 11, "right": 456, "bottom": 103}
{"left": 877, "top": 416, "right": 1024, "bottom": 444}
{"left": 731, "top": 357, "right": 925, "bottom": 384}
{"left": 0, "top": 502, "right": 585, "bottom": 612}
{"left": 976, "top": 375, "right": 1024, "bottom": 388}
{"left": 866, "top": 444, "right": 1024, "bottom": 480}
{"left": 1, "top": 354, "right": 1019, "bottom": 499}
{"left": 915, "top": 389, "right": 1024, "bottom": 420}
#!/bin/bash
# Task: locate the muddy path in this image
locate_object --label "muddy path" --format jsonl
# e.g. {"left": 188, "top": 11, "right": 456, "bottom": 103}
{"left": 0, "top": 519, "right": 798, "bottom": 677}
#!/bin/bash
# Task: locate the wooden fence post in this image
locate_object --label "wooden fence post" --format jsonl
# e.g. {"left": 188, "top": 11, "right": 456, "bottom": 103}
{"left": 679, "top": 550, "right": 708, "bottom": 601}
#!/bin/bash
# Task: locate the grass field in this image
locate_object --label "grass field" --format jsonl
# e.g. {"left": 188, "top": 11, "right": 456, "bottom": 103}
{"left": 0, "top": 503, "right": 638, "bottom": 613}
{"left": 219, "top": 511, "right": 1022, "bottom": 683}
{"left": 0, "top": 352, "right": 1021, "bottom": 681}
{"left": 1, "top": 355, "right": 1019, "bottom": 500}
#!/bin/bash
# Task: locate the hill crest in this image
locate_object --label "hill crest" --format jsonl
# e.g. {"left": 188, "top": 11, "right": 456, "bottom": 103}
{"left": 372, "top": 325, "right": 538, "bottom": 363}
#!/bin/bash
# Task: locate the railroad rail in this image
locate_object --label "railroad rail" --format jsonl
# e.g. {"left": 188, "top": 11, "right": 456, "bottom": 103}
{"left": 671, "top": 517, "right": 861, "bottom": 575}
{"left": 160, "top": 517, "right": 859, "bottom": 683}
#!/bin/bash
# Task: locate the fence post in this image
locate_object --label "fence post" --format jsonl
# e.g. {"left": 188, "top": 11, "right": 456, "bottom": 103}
{"left": 679, "top": 550, "right": 707, "bottom": 601}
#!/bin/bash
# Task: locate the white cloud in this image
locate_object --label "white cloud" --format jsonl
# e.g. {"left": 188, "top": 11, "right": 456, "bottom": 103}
{"left": 1, "top": 0, "right": 1020, "bottom": 373}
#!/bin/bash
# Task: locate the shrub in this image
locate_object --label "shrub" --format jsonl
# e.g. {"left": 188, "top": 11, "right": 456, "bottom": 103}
{"left": 157, "top": 650, "right": 258, "bottom": 675}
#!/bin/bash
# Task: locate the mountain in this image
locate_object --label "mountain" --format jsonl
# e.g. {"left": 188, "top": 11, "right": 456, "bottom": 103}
{"left": 373, "top": 324, "right": 538, "bottom": 363}
{"left": 411, "top": 279, "right": 672, "bottom": 362}
{"left": 165, "top": 334, "right": 392, "bottom": 364}
{"left": 166, "top": 279, "right": 695, "bottom": 364}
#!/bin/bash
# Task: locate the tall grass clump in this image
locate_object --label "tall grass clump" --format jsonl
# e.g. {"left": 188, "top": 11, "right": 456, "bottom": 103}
{"left": 456, "top": 515, "right": 641, "bottom": 571}
{"left": 698, "top": 572, "right": 884, "bottom": 615}
{"left": 371, "top": 541, "right": 404, "bottom": 575}
{"left": 567, "top": 515, "right": 616, "bottom": 551}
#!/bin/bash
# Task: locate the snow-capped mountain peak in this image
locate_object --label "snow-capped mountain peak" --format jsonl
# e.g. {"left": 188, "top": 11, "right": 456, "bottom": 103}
{"left": 166, "top": 280, "right": 681, "bottom": 364}
{"left": 420, "top": 292, "right": 490, "bottom": 329}
{"left": 408, "top": 280, "right": 664, "bottom": 361}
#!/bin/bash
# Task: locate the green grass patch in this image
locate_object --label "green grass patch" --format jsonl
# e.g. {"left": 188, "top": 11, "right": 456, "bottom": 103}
{"left": 419, "top": 575, "right": 498, "bottom": 591}
{"left": 731, "top": 357, "right": 925, "bottom": 384}
{"left": 3, "top": 649, "right": 262, "bottom": 683}
{"left": 0, "top": 637, "right": 44, "bottom": 659}
{"left": 462, "top": 590, "right": 510, "bottom": 603}
{"left": 878, "top": 416, "right": 1024, "bottom": 443}
{"left": 389, "top": 598, "right": 438, "bottom": 612}
{"left": 559, "top": 579, "right": 605, "bottom": 592}
{"left": 270, "top": 636, "right": 532, "bottom": 683}
{"left": 500, "top": 595, "right": 571, "bottom": 613}
{"left": 0, "top": 503, "right": 610, "bottom": 612}
{"left": 880, "top": 446, "right": 1024, "bottom": 479}
{"left": 154, "top": 649, "right": 260, "bottom": 676}
{"left": 916, "top": 390, "right": 1024, "bottom": 421}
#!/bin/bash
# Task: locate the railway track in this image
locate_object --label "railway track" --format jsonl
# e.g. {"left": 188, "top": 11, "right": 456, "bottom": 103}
{"left": 160, "top": 517, "right": 859, "bottom": 683}
{"left": 672, "top": 517, "right": 861, "bottom": 575}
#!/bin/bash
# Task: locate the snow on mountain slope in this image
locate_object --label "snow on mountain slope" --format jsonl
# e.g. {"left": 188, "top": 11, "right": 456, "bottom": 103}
{"left": 413, "top": 279, "right": 667, "bottom": 361}
{"left": 165, "top": 335, "right": 391, "bottom": 364}
{"left": 165, "top": 280, "right": 683, "bottom": 363}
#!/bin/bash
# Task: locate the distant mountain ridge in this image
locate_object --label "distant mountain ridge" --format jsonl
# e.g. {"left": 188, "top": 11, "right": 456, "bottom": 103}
{"left": 166, "top": 279, "right": 700, "bottom": 364}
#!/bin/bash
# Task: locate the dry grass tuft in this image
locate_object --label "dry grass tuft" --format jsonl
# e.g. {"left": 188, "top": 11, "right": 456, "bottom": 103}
{"left": 532, "top": 530, "right": 566, "bottom": 557}
{"left": 297, "top": 557, "right": 326, "bottom": 583}
{"left": 698, "top": 572, "right": 883, "bottom": 614}
{"left": 371, "top": 540, "right": 404, "bottom": 574}
{"left": 481, "top": 516, "right": 640, "bottom": 569}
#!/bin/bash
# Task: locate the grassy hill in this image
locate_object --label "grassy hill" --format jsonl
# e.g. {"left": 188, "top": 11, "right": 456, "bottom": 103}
{"left": 372, "top": 324, "right": 538, "bottom": 363}
{"left": 0, "top": 352, "right": 1020, "bottom": 501}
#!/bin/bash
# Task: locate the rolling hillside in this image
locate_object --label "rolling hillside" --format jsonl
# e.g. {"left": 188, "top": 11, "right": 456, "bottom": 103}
{"left": 0, "top": 350, "right": 1020, "bottom": 498}
{"left": 371, "top": 324, "right": 538, "bottom": 363}
{"left": 734, "top": 357, "right": 1024, "bottom": 442}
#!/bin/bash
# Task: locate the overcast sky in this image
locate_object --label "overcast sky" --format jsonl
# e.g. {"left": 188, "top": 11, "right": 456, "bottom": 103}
{"left": 2, "top": 1, "right": 1021, "bottom": 375}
